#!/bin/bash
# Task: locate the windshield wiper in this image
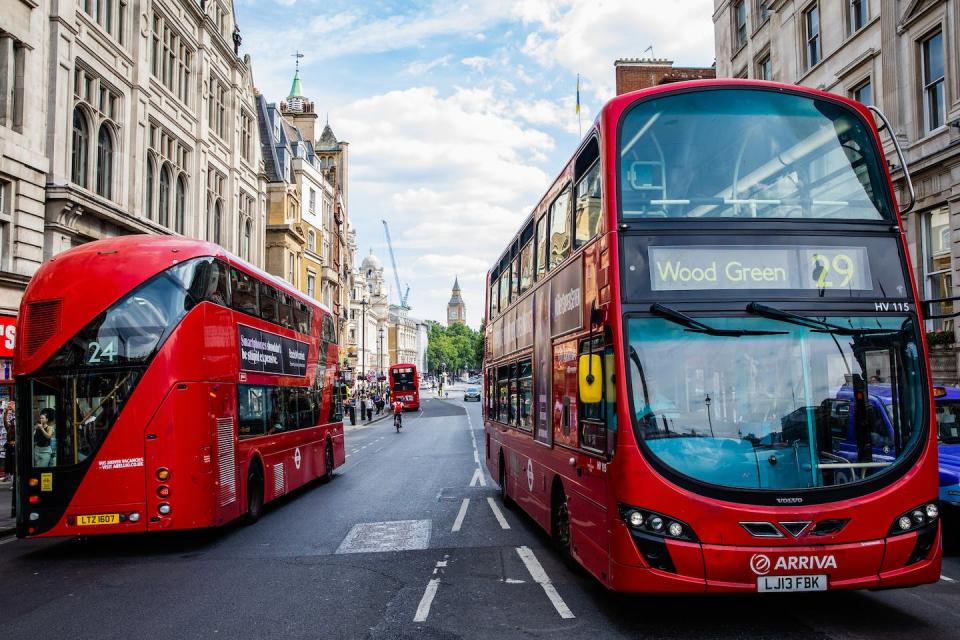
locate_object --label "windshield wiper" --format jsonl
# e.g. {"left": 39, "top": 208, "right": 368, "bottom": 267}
{"left": 650, "top": 304, "right": 787, "bottom": 337}
{"left": 745, "top": 302, "right": 897, "bottom": 336}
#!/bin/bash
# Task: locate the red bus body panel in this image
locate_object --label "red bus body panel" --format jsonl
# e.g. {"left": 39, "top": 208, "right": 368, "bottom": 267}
{"left": 15, "top": 236, "right": 345, "bottom": 537}
{"left": 484, "top": 79, "right": 940, "bottom": 592}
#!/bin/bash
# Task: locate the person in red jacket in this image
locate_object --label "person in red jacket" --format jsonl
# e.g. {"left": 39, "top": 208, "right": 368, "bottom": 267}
{"left": 392, "top": 399, "right": 404, "bottom": 429}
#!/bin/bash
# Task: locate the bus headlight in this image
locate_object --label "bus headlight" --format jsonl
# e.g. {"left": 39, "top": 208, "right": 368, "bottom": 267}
{"left": 128, "top": 512, "right": 141, "bottom": 523}
{"left": 889, "top": 502, "right": 939, "bottom": 536}
{"left": 618, "top": 504, "right": 697, "bottom": 542}
{"left": 158, "top": 503, "right": 171, "bottom": 516}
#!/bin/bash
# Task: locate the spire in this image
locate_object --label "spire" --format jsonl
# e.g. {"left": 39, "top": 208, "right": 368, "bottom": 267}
{"left": 453, "top": 276, "right": 460, "bottom": 291}
{"left": 288, "top": 50, "right": 305, "bottom": 98}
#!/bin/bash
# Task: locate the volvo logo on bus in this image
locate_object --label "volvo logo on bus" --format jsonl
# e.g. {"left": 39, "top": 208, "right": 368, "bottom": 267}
{"left": 776, "top": 497, "right": 804, "bottom": 504}
{"left": 750, "top": 553, "right": 838, "bottom": 575}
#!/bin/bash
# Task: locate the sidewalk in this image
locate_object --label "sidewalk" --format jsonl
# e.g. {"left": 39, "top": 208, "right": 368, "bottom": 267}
{"left": 344, "top": 409, "right": 392, "bottom": 432}
{"left": 0, "top": 476, "right": 14, "bottom": 536}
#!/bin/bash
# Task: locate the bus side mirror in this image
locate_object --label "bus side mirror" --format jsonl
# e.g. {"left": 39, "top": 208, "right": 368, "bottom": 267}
{"left": 578, "top": 354, "right": 603, "bottom": 404}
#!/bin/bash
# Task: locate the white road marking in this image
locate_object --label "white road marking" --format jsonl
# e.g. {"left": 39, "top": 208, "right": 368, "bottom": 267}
{"left": 516, "top": 546, "right": 575, "bottom": 619}
{"left": 413, "top": 579, "right": 440, "bottom": 622}
{"left": 452, "top": 498, "right": 470, "bottom": 532}
{"left": 469, "top": 468, "right": 486, "bottom": 487}
{"left": 504, "top": 578, "right": 525, "bottom": 584}
{"left": 942, "top": 574, "right": 956, "bottom": 582}
{"left": 487, "top": 497, "right": 510, "bottom": 529}
{"left": 0, "top": 536, "right": 15, "bottom": 546}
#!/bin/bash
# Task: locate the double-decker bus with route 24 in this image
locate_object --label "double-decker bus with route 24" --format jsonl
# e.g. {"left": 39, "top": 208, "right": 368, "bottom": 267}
{"left": 15, "top": 235, "right": 345, "bottom": 537}
{"left": 483, "top": 79, "right": 941, "bottom": 593}
{"left": 389, "top": 363, "right": 420, "bottom": 411}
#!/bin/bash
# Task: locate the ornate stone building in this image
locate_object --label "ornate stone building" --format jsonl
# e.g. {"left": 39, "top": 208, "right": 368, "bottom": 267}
{"left": 388, "top": 304, "right": 420, "bottom": 367}
{"left": 714, "top": 0, "right": 960, "bottom": 375}
{"left": 345, "top": 250, "right": 388, "bottom": 381}
{"left": 447, "top": 277, "right": 466, "bottom": 326}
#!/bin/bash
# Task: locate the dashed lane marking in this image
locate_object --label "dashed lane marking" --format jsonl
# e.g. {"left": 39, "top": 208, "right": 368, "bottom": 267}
{"left": 516, "top": 546, "right": 575, "bottom": 619}
{"left": 469, "top": 468, "right": 486, "bottom": 488}
{"left": 414, "top": 555, "right": 449, "bottom": 622}
{"left": 452, "top": 498, "right": 470, "bottom": 532}
{"left": 487, "top": 497, "right": 510, "bottom": 529}
{"left": 942, "top": 574, "right": 956, "bottom": 582}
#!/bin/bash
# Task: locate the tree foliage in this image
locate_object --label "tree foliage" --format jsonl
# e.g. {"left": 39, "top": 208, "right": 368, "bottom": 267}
{"left": 426, "top": 321, "right": 483, "bottom": 375}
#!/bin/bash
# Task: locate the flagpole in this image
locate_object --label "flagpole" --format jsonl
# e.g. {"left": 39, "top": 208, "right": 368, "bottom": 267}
{"left": 576, "top": 73, "right": 582, "bottom": 139}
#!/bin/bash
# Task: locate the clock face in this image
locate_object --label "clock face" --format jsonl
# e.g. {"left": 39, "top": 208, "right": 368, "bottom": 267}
{"left": 450, "top": 309, "right": 458, "bottom": 318}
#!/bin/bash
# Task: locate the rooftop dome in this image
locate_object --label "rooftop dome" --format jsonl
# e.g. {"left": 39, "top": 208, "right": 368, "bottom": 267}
{"left": 361, "top": 250, "right": 381, "bottom": 272}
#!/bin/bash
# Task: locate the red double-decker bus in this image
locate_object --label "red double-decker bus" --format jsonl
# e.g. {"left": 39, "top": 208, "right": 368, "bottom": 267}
{"left": 484, "top": 80, "right": 941, "bottom": 592}
{"left": 389, "top": 363, "right": 420, "bottom": 411}
{"left": 15, "top": 236, "right": 345, "bottom": 537}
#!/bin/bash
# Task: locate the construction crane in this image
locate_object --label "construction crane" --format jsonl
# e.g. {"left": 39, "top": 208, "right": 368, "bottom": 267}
{"left": 381, "top": 219, "right": 411, "bottom": 309}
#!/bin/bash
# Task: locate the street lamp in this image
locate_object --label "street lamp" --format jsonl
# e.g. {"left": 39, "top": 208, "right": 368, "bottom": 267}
{"left": 705, "top": 394, "right": 714, "bottom": 438}
{"left": 378, "top": 327, "right": 385, "bottom": 378}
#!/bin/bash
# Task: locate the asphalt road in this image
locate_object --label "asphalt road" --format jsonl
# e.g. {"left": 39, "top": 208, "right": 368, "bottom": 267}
{"left": 1, "top": 395, "right": 959, "bottom": 640}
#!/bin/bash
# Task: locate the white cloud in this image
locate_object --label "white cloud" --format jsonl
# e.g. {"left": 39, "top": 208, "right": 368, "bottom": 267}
{"left": 461, "top": 56, "right": 495, "bottom": 73}
{"left": 405, "top": 55, "right": 453, "bottom": 76}
{"left": 519, "top": 0, "right": 715, "bottom": 101}
{"left": 332, "top": 86, "right": 556, "bottom": 326}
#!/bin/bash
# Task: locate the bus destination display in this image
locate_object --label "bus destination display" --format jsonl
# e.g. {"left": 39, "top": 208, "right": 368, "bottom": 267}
{"left": 648, "top": 245, "right": 872, "bottom": 291}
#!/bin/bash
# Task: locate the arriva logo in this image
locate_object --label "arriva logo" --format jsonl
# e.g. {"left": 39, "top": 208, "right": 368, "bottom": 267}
{"left": 749, "top": 553, "right": 838, "bottom": 575}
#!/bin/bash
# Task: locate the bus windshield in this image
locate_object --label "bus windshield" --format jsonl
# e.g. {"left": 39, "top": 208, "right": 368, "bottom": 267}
{"left": 626, "top": 315, "right": 924, "bottom": 491}
{"left": 392, "top": 367, "right": 416, "bottom": 391}
{"left": 618, "top": 88, "right": 893, "bottom": 220}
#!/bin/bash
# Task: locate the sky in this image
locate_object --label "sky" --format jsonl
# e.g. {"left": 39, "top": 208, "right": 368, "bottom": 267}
{"left": 235, "top": 0, "right": 716, "bottom": 328}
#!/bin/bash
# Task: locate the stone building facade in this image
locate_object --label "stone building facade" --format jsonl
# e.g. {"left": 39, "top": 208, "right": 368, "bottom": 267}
{"left": 614, "top": 58, "right": 716, "bottom": 95}
{"left": 388, "top": 304, "right": 420, "bottom": 367}
{"left": 346, "top": 251, "right": 388, "bottom": 381}
{"left": 714, "top": 0, "right": 960, "bottom": 378}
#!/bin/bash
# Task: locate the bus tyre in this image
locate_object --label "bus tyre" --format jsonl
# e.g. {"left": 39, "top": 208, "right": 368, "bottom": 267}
{"left": 321, "top": 441, "right": 335, "bottom": 484}
{"left": 245, "top": 463, "right": 264, "bottom": 525}
{"left": 551, "top": 480, "right": 571, "bottom": 560}
{"left": 499, "top": 453, "right": 513, "bottom": 509}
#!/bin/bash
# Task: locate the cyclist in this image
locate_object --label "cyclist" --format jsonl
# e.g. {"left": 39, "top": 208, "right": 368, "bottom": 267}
{"left": 392, "top": 398, "right": 404, "bottom": 430}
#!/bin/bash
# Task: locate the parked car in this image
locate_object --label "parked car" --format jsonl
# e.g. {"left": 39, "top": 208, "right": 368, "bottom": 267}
{"left": 463, "top": 386, "right": 481, "bottom": 402}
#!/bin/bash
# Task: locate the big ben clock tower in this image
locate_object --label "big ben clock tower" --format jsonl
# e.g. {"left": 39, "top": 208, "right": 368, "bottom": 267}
{"left": 447, "top": 277, "right": 466, "bottom": 326}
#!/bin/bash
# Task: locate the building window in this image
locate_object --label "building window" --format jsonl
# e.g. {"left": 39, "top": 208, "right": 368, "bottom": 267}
{"left": 804, "top": 4, "right": 821, "bottom": 68}
{"left": 175, "top": 176, "right": 186, "bottom": 233}
{"left": 240, "top": 110, "right": 253, "bottom": 163}
{"left": 852, "top": 79, "right": 872, "bottom": 106}
{"left": 145, "top": 155, "right": 155, "bottom": 219}
{"left": 242, "top": 218, "right": 252, "bottom": 261}
{"left": 307, "top": 272, "right": 316, "bottom": 298}
{"left": 848, "top": 0, "right": 868, "bottom": 34}
{"left": 308, "top": 229, "right": 316, "bottom": 253}
{"left": 309, "top": 188, "right": 316, "bottom": 212}
{"left": 208, "top": 75, "right": 227, "bottom": 139}
{"left": 923, "top": 207, "right": 953, "bottom": 331}
{"left": 733, "top": 1, "right": 747, "bottom": 49}
{"left": 757, "top": 54, "right": 772, "bottom": 80}
{"left": 288, "top": 253, "right": 295, "bottom": 283}
{"left": 921, "top": 30, "right": 945, "bottom": 133}
{"left": 213, "top": 200, "right": 223, "bottom": 245}
{"left": 0, "top": 38, "right": 27, "bottom": 132}
{"left": 151, "top": 12, "right": 191, "bottom": 103}
{"left": 0, "top": 179, "right": 10, "bottom": 272}
{"left": 755, "top": 0, "right": 769, "bottom": 26}
{"left": 82, "top": 0, "right": 127, "bottom": 44}
{"left": 71, "top": 108, "right": 90, "bottom": 187}
{"left": 96, "top": 124, "right": 114, "bottom": 199}
{"left": 158, "top": 165, "right": 171, "bottom": 227}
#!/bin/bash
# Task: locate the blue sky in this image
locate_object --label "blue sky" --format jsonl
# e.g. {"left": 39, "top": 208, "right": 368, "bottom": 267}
{"left": 235, "top": 0, "right": 715, "bottom": 327}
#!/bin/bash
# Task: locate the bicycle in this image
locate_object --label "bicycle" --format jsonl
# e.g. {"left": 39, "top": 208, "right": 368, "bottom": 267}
{"left": 394, "top": 412, "right": 402, "bottom": 432}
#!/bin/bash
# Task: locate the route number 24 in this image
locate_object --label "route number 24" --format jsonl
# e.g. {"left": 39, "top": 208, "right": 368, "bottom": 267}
{"left": 810, "top": 253, "right": 856, "bottom": 288}
{"left": 87, "top": 339, "right": 118, "bottom": 364}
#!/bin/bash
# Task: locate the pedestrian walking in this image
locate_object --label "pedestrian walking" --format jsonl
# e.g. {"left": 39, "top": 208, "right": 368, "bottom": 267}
{"left": 3, "top": 401, "right": 16, "bottom": 517}
{"left": 364, "top": 396, "right": 374, "bottom": 422}
{"left": 346, "top": 396, "right": 356, "bottom": 425}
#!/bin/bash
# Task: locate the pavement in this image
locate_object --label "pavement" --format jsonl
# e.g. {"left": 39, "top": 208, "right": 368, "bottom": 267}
{"left": 0, "top": 393, "right": 958, "bottom": 639}
{"left": 0, "top": 476, "right": 13, "bottom": 535}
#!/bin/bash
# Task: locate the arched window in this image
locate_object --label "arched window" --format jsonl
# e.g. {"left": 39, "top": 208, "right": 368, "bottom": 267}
{"left": 158, "top": 165, "right": 171, "bottom": 227}
{"left": 213, "top": 199, "right": 222, "bottom": 245}
{"left": 145, "top": 155, "right": 155, "bottom": 219}
{"left": 175, "top": 175, "right": 186, "bottom": 233}
{"left": 243, "top": 219, "right": 252, "bottom": 260}
{"left": 96, "top": 124, "right": 114, "bottom": 199}
{"left": 71, "top": 108, "right": 89, "bottom": 187}
{"left": 308, "top": 229, "right": 316, "bottom": 252}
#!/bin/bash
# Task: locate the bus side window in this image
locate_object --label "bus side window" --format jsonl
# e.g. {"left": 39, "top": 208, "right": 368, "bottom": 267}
{"left": 265, "top": 387, "right": 286, "bottom": 433}
{"left": 575, "top": 160, "right": 602, "bottom": 247}
{"left": 293, "top": 302, "right": 309, "bottom": 334}
{"left": 259, "top": 282, "right": 278, "bottom": 324}
{"left": 549, "top": 189, "right": 572, "bottom": 269}
{"left": 277, "top": 293, "right": 294, "bottom": 329}
{"left": 535, "top": 214, "right": 548, "bottom": 280}
{"left": 238, "top": 385, "right": 266, "bottom": 438}
{"left": 517, "top": 359, "right": 533, "bottom": 432}
{"left": 231, "top": 268, "right": 258, "bottom": 316}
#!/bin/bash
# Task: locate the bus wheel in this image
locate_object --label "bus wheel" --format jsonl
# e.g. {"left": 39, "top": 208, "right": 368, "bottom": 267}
{"left": 551, "top": 480, "right": 571, "bottom": 558}
{"left": 499, "top": 452, "right": 513, "bottom": 508}
{"left": 245, "top": 462, "right": 264, "bottom": 525}
{"left": 321, "top": 441, "right": 335, "bottom": 484}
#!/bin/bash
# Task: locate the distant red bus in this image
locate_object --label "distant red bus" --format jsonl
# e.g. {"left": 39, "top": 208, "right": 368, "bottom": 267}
{"left": 15, "top": 236, "right": 345, "bottom": 537}
{"left": 389, "top": 363, "right": 420, "bottom": 411}
{"left": 484, "top": 80, "right": 940, "bottom": 592}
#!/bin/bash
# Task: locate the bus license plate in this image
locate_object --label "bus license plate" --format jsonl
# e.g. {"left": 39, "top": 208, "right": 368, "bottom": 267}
{"left": 757, "top": 575, "right": 827, "bottom": 592}
{"left": 76, "top": 513, "right": 120, "bottom": 526}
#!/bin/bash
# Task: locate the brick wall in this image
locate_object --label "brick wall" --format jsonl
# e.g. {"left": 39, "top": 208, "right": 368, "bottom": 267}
{"left": 615, "top": 60, "right": 716, "bottom": 95}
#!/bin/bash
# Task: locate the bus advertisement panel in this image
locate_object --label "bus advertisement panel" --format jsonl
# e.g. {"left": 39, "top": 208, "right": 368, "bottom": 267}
{"left": 484, "top": 80, "right": 940, "bottom": 593}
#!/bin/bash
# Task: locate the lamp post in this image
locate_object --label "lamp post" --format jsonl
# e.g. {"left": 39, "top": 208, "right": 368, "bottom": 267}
{"left": 705, "top": 394, "right": 714, "bottom": 438}
{"left": 378, "top": 327, "right": 385, "bottom": 380}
